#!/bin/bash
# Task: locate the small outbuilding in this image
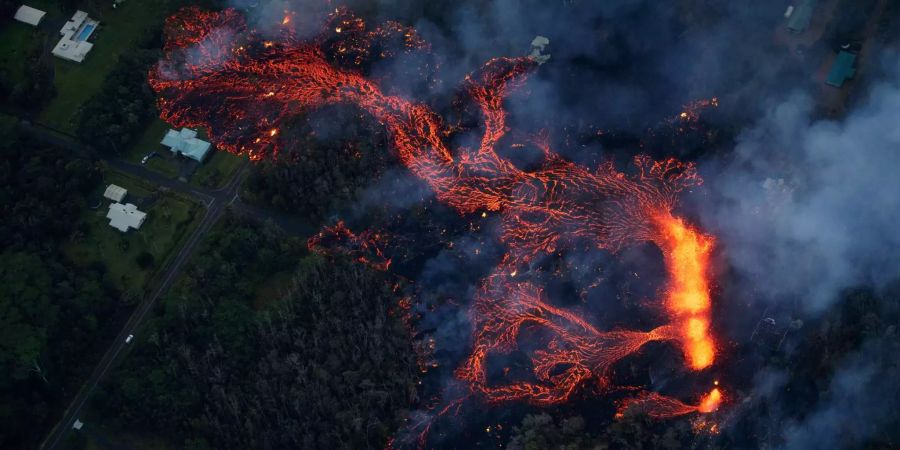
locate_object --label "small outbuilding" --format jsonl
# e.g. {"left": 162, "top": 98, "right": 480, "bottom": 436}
{"left": 528, "top": 36, "right": 551, "bottom": 64}
{"left": 161, "top": 128, "right": 212, "bottom": 162}
{"left": 103, "top": 184, "right": 127, "bottom": 202}
{"left": 13, "top": 5, "right": 46, "bottom": 26}
{"left": 106, "top": 202, "right": 146, "bottom": 232}
{"left": 786, "top": 0, "right": 817, "bottom": 34}
{"left": 825, "top": 51, "right": 857, "bottom": 87}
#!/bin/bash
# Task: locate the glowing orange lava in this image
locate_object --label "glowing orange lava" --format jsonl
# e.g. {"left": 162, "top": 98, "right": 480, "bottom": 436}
{"left": 656, "top": 214, "right": 716, "bottom": 369}
{"left": 150, "top": 6, "right": 722, "bottom": 427}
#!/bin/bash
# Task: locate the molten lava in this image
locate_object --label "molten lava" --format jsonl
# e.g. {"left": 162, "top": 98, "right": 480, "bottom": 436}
{"left": 617, "top": 387, "right": 723, "bottom": 419}
{"left": 150, "top": 5, "right": 722, "bottom": 431}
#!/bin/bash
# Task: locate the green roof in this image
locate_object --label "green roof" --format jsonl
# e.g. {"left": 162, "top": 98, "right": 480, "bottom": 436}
{"left": 826, "top": 51, "right": 857, "bottom": 87}
{"left": 787, "top": 0, "right": 817, "bottom": 33}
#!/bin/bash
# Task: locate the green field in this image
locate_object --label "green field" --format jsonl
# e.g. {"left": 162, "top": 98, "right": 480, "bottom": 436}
{"left": 62, "top": 170, "right": 201, "bottom": 294}
{"left": 126, "top": 119, "right": 246, "bottom": 186}
{"left": 192, "top": 149, "right": 245, "bottom": 189}
{"left": 0, "top": 22, "right": 41, "bottom": 87}
{"left": 39, "top": 1, "right": 171, "bottom": 131}
{"left": 124, "top": 119, "right": 181, "bottom": 178}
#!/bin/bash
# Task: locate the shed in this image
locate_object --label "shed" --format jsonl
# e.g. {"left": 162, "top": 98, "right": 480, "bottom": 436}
{"left": 103, "top": 184, "right": 127, "bottom": 202}
{"left": 787, "top": 0, "right": 817, "bottom": 34}
{"left": 13, "top": 5, "right": 46, "bottom": 26}
{"left": 825, "top": 51, "right": 857, "bottom": 87}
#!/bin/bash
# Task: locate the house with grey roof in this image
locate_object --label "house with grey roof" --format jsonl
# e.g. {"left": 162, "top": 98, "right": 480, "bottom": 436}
{"left": 160, "top": 128, "right": 212, "bottom": 162}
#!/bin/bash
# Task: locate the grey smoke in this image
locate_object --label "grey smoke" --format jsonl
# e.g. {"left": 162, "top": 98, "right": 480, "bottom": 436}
{"left": 782, "top": 333, "right": 900, "bottom": 449}
{"left": 697, "top": 57, "right": 900, "bottom": 314}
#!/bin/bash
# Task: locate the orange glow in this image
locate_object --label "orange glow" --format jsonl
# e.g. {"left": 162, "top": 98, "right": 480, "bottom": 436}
{"left": 617, "top": 387, "right": 723, "bottom": 418}
{"left": 656, "top": 214, "right": 716, "bottom": 369}
{"left": 150, "top": 6, "right": 723, "bottom": 426}
{"left": 282, "top": 15, "right": 290, "bottom": 25}
{"left": 697, "top": 388, "right": 722, "bottom": 413}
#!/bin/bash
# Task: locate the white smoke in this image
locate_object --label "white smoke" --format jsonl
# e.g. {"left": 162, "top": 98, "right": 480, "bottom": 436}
{"left": 698, "top": 57, "right": 900, "bottom": 313}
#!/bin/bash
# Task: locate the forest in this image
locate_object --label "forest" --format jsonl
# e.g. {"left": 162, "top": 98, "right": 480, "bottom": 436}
{"left": 91, "top": 215, "right": 418, "bottom": 449}
{"left": 1, "top": 0, "right": 898, "bottom": 448}
{"left": 0, "top": 125, "right": 126, "bottom": 449}
{"left": 76, "top": 39, "right": 161, "bottom": 154}
{"left": 243, "top": 105, "right": 393, "bottom": 221}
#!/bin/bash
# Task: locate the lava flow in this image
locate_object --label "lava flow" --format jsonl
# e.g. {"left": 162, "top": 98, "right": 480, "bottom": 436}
{"left": 150, "top": 5, "right": 722, "bottom": 430}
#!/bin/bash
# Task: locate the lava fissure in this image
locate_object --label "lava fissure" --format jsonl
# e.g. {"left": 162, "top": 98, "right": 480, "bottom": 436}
{"left": 151, "top": 6, "right": 723, "bottom": 438}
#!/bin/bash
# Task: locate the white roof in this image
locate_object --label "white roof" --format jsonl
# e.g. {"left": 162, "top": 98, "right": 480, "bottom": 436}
{"left": 529, "top": 36, "right": 551, "bottom": 65}
{"left": 531, "top": 36, "right": 550, "bottom": 49}
{"left": 103, "top": 184, "right": 127, "bottom": 202}
{"left": 61, "top": 10, "right": 89, "bottom": 33}
{"left": 160, "top": 128, "right": 212, "bottom": 162}
{"left": 106, "top": 202, "right": 146, "bottom": 232}
{"left": 14, "top": 5, "right": 46, "bottom": 26}
{"left": 52, "top": 11, "right": 98, "bottom": 63}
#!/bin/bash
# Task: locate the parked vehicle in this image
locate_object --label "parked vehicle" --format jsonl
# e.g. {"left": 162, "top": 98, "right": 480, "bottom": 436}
{"left": 125, "top": 334, "right": 134, "bottom": 344}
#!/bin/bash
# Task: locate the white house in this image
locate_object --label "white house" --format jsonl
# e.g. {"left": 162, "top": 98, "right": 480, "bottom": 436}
{"left": 106, "top": 203, "right": 146, "bottom": 232}
{"left": 103, "top": 184, "right": 127, "bottom": 202}
{"left": 528, "top": 36, "right": 551, "bottom": 65}
{"left": 13, "top": 5, "right": 46, "bottom": 26}
{"left": 160, "top": 128, "right": 212, "bottom": 162}
{"left": 52, "top": 10, "right": 99, "bottom": 63}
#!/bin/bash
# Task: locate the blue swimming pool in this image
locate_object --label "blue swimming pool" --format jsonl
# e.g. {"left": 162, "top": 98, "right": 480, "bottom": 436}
{"left": 76, "top": 24, "right": 95, "bottom": 42}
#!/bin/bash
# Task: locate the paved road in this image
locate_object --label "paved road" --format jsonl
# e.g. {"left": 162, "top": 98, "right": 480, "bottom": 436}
{"left": 18, "top": 119, "right": 313, "bottom": 450}
{"left": 30, "top": 126, "right": 251, "bottom": 450}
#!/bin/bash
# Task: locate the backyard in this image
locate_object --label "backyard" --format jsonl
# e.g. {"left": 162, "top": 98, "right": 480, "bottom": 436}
{"left": 38, "top": 1, "right": 173, "bottom": 131}
{"left": 126, "top": 118, "right": 246, "bottom": 188}
{"left": 0, "top": 19, "right": 41, "bottom": 88}
{"left": 62, "top": 169, "right": 202, "bottom": 295}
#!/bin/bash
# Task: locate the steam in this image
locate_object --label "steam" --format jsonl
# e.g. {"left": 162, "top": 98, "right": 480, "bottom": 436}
{"left": 192, "top": 0, "right": 900, "bottom": 446}
{"left": 697, "top": 58, "right": 900, "bottom": 313}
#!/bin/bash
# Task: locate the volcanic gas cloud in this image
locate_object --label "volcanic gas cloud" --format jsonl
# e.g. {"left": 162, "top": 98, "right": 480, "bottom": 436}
{"left": 150, "top": 5, "right": 722, "bottom": 437}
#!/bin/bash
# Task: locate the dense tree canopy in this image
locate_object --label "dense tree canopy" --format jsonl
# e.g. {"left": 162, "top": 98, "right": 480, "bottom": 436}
{"left": 244, "top": 105, "right": 392, "bottom": 220}
{"left": 0, "top": 127, "right": 122, "bottom": 449}
{"left": 97, "top": 215, "right": 418, "bottom": 449}
{"left": 76, "top": 42, "right": 161, "bottom": 154}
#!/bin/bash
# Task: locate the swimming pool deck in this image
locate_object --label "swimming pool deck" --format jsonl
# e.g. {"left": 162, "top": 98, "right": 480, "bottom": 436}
{"left": 52, "top": 10, "right": 99, "bottom": 62}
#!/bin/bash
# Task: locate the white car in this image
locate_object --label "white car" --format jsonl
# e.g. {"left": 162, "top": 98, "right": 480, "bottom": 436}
{"left": 141, "top": 155, "right": 149, "bottom": 165}
{"left": 125, "top": 334, "right": 134, "bottom": 344}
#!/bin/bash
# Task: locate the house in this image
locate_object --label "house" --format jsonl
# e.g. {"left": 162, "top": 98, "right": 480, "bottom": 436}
{"left": 106, "top": 202, "right": 146, "bottom": 232}
{"left": 52, "top": 10, "right": 99, "bottom": 63}
{"left": 528, "top": 36, "right": 551, "bottom": 65}
{"left": 786, "top": 0, "right": 817, "bottom": 34}
{"left": 13, "top": 5, "right": 46, "bottom": 26}
{"left": 160, "top": 128, "right": 212, "bottom": 162}
{"left": 825, "top": 51, "right": 857, "bottom": 87}
{"left": 103, "top": 184, "right": 127, "bottom": 202}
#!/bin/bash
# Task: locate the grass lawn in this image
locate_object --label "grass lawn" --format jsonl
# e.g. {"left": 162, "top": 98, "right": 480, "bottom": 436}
{"left": 62, "top": 169, "right": 201, "bottom": 294}
{"left": 189, "top": 126, "right": 245, "bottom": 188}
{"left": 0, "top": 22, "right": 41, "bottom": 87}
{"left": 125, "top": 118, "right": 180, "bottom": 178}
{"left": 39, "top": 1, "right": 171, "bottom": 132}
{"left": 192, "top": 149, "right": 245, "bottom": 189}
